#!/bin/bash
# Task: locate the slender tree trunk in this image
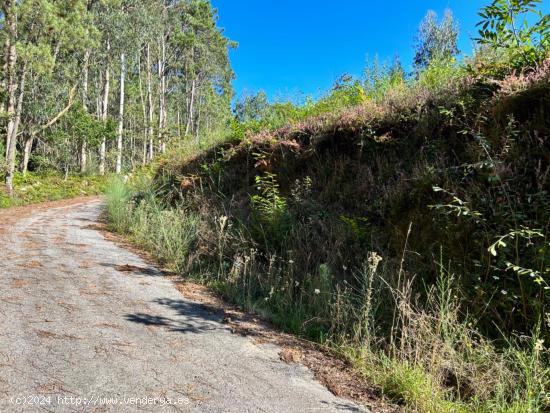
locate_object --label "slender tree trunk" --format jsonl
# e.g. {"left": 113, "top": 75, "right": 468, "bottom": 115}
{"left": 116, "top": 52, "right": 125, "bottom": 174}
{"left": 177, "top": 107, "right": 182, "bottom": 142}
{"left": 185, "top": 78, "right": 196, "bottom": 136}
{"left": 4, "top": 0, "right": 18, "bottom": 196}
{"left": 96, "top": 70, "right": 102, "bottom": 120}
{"left": 146, "top": 43, "right": 154, "bottom": 162}
{"left": 12, "top": 65, "right": 27, "bottom": 161}
{"left": 157, "top": 36, "right": 167, "bottom": 154}
{"left": 137, "top": 49, "right": 147, "bottom": 166}
{"left": 21, "top": 135, "right": 34, "bottom": 175}
{"left": 81, "top": 49, "right": 90, "bottom": 173}
{"left": 195, "top": 93, "right": 201, "bottom": 145}
{"left": 99, "top": 40, "right": 111, "bottom": 176}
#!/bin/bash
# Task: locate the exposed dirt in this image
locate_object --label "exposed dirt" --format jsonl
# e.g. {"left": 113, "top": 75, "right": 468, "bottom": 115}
{"left": 0, "top": 198, "right": 384, "bottom": 412}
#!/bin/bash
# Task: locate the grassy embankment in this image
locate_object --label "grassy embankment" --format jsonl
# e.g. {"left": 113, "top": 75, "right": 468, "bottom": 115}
{"left": 105, "top": 56, "right": 550, "bottom": 412}
{"left": 0, "top": 173, "right": 108, "bottom": 208}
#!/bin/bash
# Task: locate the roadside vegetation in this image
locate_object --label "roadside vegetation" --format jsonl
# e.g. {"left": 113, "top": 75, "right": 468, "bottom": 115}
{"left": 2, "top": 0, "right": 549, "bottom": 411}
{"left": 106, "top": 1, "right": 550, "bottom": 411}
{"left": 0, "top": 172, "right": 107, "bottom": 208}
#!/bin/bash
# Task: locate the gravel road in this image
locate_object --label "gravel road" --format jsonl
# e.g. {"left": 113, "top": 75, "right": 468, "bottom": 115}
{"left": 0, "top": 199, "right": 368, "bottom": 412}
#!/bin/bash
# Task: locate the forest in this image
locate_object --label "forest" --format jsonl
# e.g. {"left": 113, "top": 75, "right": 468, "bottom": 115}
{"left": 0, "top": 0, "right": 233, "bottom": 199}
{"left": 1, "top": 0, "right": 550, "bottom": 412}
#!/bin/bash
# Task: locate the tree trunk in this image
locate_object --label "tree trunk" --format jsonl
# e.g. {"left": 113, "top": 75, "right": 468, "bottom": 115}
{"left": 12, "top": 65, "right": 27, "bottom": 165}
{"left": 116, "top": 52, "right": 125, "bottom": 174}
{"left": 137, "top": 49, "right": 147, "bottom": 166}
{"left": 81, "top": 49, "right": 90, "bottom": 173}
{"left": 157, "top": 36, "right": 167, "bottom": 154}
{"left": 21, "top": 135, "right": 34, "bottom": 175}
{"left": 195, "top": 94, "right": 201, "bottom": 145}
{"left": 146, "top": 43, "right": 154, "bottom": 162}
{"left": 99, "top": 40, "right": 111, "bottom": 176}
{"left": 185, "top": 78, "right": 196, "bottom": 136}
{"left": 4, "top": 0, "right": 18, "bottom": 196}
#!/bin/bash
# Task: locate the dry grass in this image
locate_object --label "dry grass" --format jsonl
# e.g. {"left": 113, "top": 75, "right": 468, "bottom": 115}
{"left": 105, "top": 57, "right": 550, "bottom": 412}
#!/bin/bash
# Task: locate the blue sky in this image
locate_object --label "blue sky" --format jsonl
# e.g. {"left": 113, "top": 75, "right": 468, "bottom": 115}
{"left": 211, "top": 0, "right": 490, "bottom": 101}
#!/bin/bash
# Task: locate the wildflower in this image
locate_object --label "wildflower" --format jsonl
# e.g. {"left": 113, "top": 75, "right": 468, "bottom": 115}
{"left": 288, "top": 260, "right": 294, "bottom": 264}
{"left": 218, "top": 215, "right": 228, "bottom": 231}
{"left": 501, "top": 290, "right": 508, "bottom": 295}
{"left": 367, "top": 252, "right": 382, "bottom": 273}
{"left": 314, "top": 288, "right": 320, "bottom": 295}
{"left": 534, "top": 339, "right": 544, "bottom": 352}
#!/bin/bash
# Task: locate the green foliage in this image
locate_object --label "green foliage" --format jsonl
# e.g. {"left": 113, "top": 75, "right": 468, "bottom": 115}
{"left": 414, "top": 9, "right": 460, "bottom": 70}
{"left": 477, "top": 0, "right": 550, "bottom": 68}
{"left": 250, "top": 172, "right": 289, "bottom": 243}
{"left": 43, "top": 104, "right": 116, "bottom": 174}
{"left": 233, "top": 75, "right": 369, "bottom": 135}
{"left": 234, "top": 91, "right": 269, "bottom": 123}
{"left": 0, "top": 172, "right": 108, "bottom": 208}
{"left": 105, "top": 176, "right": 133, "bottom": 233}
{"left": 416, "top": 56, "right": 463, "bottom": 91}
{"left": 363, "top": 56, "right": 406, "bottom": 101}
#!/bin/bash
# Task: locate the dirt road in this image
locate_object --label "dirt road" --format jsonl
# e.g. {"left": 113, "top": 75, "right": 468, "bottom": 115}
{"left": 0, "top": 199, "right": 368, "bottom": 412}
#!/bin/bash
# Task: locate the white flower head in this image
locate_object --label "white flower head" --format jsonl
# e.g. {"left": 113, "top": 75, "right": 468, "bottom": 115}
{"left": 218, "top": 215, "right": 228, "bottom": 231}
{"left": 314, "top": 288, "right": 321, "bottom": 295}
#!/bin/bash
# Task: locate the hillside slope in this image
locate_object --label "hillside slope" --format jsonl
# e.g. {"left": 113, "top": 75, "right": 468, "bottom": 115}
{"left": 109, "top": 58, "right": 550, "bottom": 412}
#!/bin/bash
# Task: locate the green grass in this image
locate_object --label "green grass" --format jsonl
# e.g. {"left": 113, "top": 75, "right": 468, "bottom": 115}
{"left": 104, "top": 177, "right": 549, "bottom": 412}
{"left": 105, "top": 176, "right": 200, "bottom": 272}
{"left": 0, "top": 172, "right": 108, "bottom": 208}
{"left": 101, "top": 52, "right": 550, "bottom": 412}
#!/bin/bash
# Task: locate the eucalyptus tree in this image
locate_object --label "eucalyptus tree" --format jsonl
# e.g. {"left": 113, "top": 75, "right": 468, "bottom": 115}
{"left": 2, "top": 0, "right": 235, "bottom": 190}
{"left": 171, "top": 0, "right": 235, "bottom": 140}
{"left": 1, "top": 0, "right": 92, "bottom": 192}
{"left": 414, "top": 9, "right": 460, "bottom": 70}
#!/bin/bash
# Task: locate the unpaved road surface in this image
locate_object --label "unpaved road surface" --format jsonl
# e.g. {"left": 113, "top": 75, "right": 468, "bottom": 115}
{"left": 0, "top": 199, "right": 367, "bottom": 412}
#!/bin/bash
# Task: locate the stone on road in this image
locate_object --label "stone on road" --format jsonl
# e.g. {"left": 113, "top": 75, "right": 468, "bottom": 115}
{"left": 0, "top": 199, "right": 367, "bottom": 412}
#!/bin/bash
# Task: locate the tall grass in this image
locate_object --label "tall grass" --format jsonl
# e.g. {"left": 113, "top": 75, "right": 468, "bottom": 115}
{"left": 105, "top": 177, "right": 199, "bottom": 272}
{"left": 105, "top": 176, "right": 549, "bottom": 412}
{"left": 105, "top": 176, "right": 132, "bottom": 233}
{"left": 103, "top": 56, "right": 550, "bottom": 412}
{"left": 337, "top": 257, "right": 549, "bottom": 412}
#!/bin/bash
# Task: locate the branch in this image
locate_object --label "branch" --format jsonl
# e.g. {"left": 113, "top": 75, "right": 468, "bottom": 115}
{"left": 30, "top": 84, "right": 78, "bottom": 137}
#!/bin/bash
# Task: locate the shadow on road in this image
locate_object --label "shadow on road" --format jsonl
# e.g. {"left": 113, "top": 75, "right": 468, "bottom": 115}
{"left": 125, "top": 298, "right": 227, "bottom": 334}
{"left": 100, "top": 262, "right": 162, "bottom": 277}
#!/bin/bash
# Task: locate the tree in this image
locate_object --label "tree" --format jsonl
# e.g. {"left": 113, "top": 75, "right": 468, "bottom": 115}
{"left": 477, "top": 0, "right": 549, "bottom": 67}
{"left": 235, "top": 91, "right": 269, "bottom": 123}
{"left": 3, "top": 0, "right": 18, "bottom": 195}
{"left": 1, "top": 0, "right": 235, "bottom": 189}
{"left": 414, "top": 9, "right": 460, "bottom": 70}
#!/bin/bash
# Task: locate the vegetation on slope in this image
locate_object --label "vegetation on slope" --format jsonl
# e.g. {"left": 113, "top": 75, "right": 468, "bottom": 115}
{"left": 106, "top": 3, "right": 550, "bottom": 411}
